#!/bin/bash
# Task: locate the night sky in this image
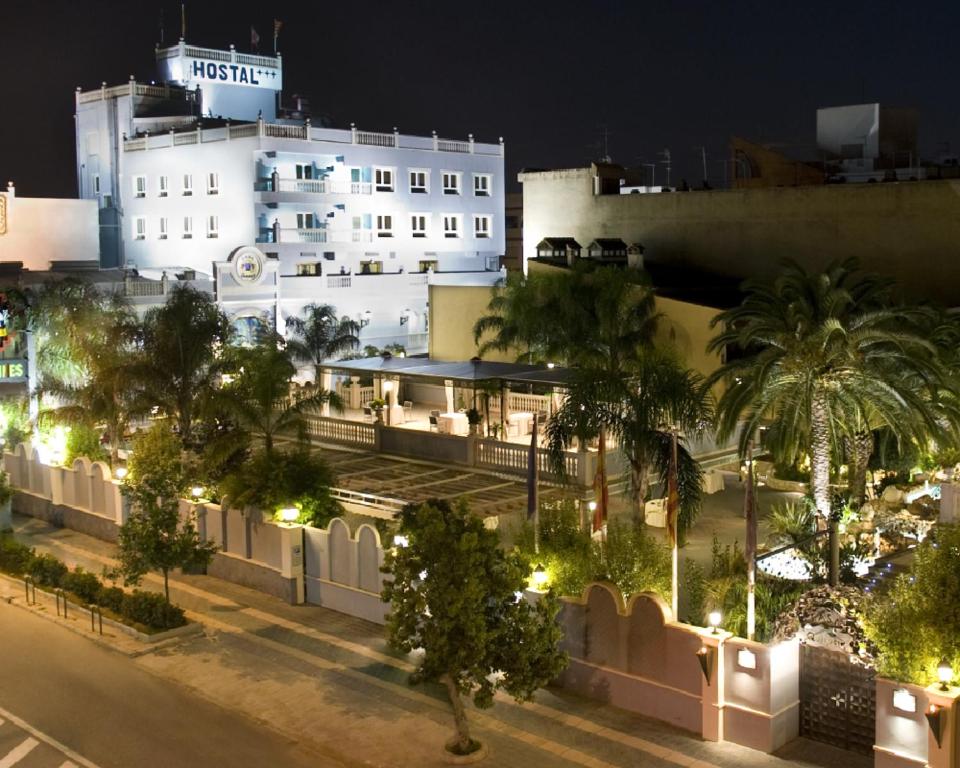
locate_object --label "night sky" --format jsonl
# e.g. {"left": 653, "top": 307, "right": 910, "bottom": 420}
{"left": 3, "top": 0, "right": 959, "bottom": 198}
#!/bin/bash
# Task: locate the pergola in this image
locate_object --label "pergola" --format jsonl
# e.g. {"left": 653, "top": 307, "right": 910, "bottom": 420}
{"left": 317, "top": 356, "right": 576, "bottom": 436}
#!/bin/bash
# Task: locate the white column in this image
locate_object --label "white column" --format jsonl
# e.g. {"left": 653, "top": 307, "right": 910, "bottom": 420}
{"left": 444, "top": 379, "right": 455, "bottom": 413}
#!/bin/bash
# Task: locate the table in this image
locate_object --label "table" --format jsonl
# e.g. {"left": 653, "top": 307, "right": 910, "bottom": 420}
{"left": 507, "top": 411, "right": 534, "bottom": 436}
{"left": 437, "top": 412, "right": 469, "bottom": 436}
{"left": 387, "top": 404, "right": 405, "bottom": 425}
{"left": 703, "top": 471, "right": 725, "bottom": 494}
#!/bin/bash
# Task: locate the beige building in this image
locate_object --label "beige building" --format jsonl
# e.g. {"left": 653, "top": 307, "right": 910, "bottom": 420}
{"left": 0, "top": 183, "right": 99, "bottom": 270}
{"left": 519, "top": 164, "right": 960, "bottom": 306}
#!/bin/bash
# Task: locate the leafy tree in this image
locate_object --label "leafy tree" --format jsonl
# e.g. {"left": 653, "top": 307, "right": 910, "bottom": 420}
{"left": 214, "top": 338, "right": 343, "bottom": 458}
{"left": 117, "top": 423, "right": 217, "bottom": 602}
{"left": 64, "top": 423, "right": 108, "bottom": 466}
{"left": 708, "top": 258, "right": 952, "bottom": 520}
{"left": 219, "top": 449, "right": 340, "bottom": 527}
{"left": 863, "top": 524, "right": 960, "bottom": 685}
{"left": 546, "top": 351, "right": 713, "bottom": 529}
{"left": 284, "top": 303, "right": 360, "bottom": 382}
{"left": 137, "top": 285, "right": 232, "bottom": 448}
{"left": 382, "top": 499, "right": 567, "bottom": 755}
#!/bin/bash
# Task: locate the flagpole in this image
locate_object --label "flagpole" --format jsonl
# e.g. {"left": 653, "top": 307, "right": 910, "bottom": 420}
{"left": 528, "top": 413, "right": 540, "bottom": 554}
{"left": 745, "top": 440, "right": 757, "bottom": 641}
{"left": 181, "top": 3, "right": 186, "bottom": 40}
{"left": 670, "top": 429, "right": 679, "bottom": 619}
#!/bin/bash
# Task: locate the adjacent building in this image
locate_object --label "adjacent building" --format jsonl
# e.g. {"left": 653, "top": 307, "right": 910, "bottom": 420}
{"left": 74, "top": 40, "right": 506, "bottom": 352}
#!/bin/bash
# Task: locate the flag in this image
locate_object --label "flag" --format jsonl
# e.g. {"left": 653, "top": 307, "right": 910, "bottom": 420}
{"left": 526, "top": 413, "right": 539, "bottom": 519}
{"left": 666, "top": 431, "right": 680, "bottom": 547}
{"left": 251, "top": 26, "right": 261, "bottom": 51}
{"left": 593, "top": 428, "right": 608, "bottom": 533}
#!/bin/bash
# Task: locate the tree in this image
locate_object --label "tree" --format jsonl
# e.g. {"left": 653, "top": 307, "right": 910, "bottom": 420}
{"left": 708, "top": 258, "right": 951, "bottom": 520}
{"left": 284, "top": 303, "right": 360, "bottom": 383}
{"left": 547, "top": 351, "right": 714, "bottom": 530}
{"left": 214, "top": 337, "right": 343, "bottom": 458}
{"left": 137, "top": 285, "right": 232, "bottom": 448}
{"left": 117, "top": 423, "right": 217, "bottom": 602}
{"left": 382, "top": 499, "right": 567, "bottom": 755}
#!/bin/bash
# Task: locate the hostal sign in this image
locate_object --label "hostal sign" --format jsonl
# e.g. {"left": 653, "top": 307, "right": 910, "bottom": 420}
{"left": 187, "top": 59, "right": 279, "bottom": 89}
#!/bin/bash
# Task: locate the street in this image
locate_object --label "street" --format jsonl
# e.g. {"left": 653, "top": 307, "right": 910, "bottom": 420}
{"left": 0, "top": 604, "right": 349, "bottom": 768}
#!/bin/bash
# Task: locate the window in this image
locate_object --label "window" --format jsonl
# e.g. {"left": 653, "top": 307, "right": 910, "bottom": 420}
{"left": 473, "top": 174, "right": 492, "bottom": 197}
{"left": 133, "top": 175, "right": 146, "bottom": 198}
{"left": 159, "top": 176, "right": 168, "bottom": 197}
{"left": 297, "top": 213, "right": 316, "bottom": 229}
{"left": 409, "top": 170, "right": 428, "bottom": 194}
{"left": 133, "top": 217, "right": 146, "bottom": 240}
{"left": 374, "top": 167, "right": 394, "bottom": 192}
{"left": 376, "top": 215, "right": 393, "bottom": 238}
{"left": 207, "top": 215, "right": 219, "bottom": 239}
{"left": 443, "top": 214, "right": 461, "bottom": 238}
{"left": 158, "top": 217, "right": 168, "bottom": 240}
{"left": 474, "top": 215, "right": 491, "bottom": 238}
{"left": 442, "top": 172, "right": 461, "bottom": 195}
{"left": 182, "top": 174, "right": 193, "bottom": 196}
{"left": 411, "top": 214, "right": 428, "bottom": 238}
{"left": 92, "top": 174, "right": 100, "bottom": 195}
{"left": 359, "top": 260, "right": 383, "bottom": 275}
{"left": 182, "top": 216, "right": 193, "bottom": 239}
{"left": 295, "top": 163, "right": 314, "bottom": 180}
{"left": 419, "top": 259, "right": 437, "bottom": 273}
{"left": 297, "top": 262, "right": 320, "bottom": 276}
{"left": 207, "top": 172, "right": 219, "bottom": 195}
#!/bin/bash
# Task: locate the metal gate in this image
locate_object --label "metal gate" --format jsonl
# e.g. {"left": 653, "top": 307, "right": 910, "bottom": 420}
{"left": 799, "top": 643, "right": 875, "bottom": 755}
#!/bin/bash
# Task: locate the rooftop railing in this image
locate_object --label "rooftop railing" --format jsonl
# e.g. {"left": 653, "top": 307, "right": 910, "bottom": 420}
{"left": 76, "top": 77, "right": 199, "bottom": 106}
{"left": 155, "top": 41, "right": 281, "bottom": 71}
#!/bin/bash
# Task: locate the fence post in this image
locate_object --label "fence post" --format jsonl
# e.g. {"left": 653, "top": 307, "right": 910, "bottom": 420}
{"left": 698, "top": 628, "right": 731, "bottom": 742}
{"left": 55, "top": 588, "right": 67, "bottom": 618}
{"left": 89, "top": 603, "right": 103, "bottom": 635}
{"left": 23, "top": 575, "right": 35, "bottom": 605}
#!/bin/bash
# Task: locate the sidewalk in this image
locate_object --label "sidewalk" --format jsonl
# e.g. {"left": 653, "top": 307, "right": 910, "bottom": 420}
{"left": 7, "top": 514, "right": 868, "bottom": 768}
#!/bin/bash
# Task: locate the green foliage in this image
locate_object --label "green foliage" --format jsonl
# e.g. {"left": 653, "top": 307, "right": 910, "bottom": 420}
{"left": 465, "top": 407, "right": 482, "bottom": 426}
{"left": 220, "top": 449, "right": 340, "bottom": 527}
{"left": 772, "top": 461, "right": 810, "bottom": 483}
{"left": 284, "top": 303, "right": 360, "bottom": 378}
{"left": 863, "top": 524, "right": 960, "bottom": 685}
{"left": 97, "top": 586, "right": 125, "bottom": 614}
{"left": 708, "top": 574, "right": 805, "bottom": 643}
{"left": 767, "top": 500, "right": 816, "bottom": 545}
{"left": 0, "top": 397, "right": 30, "bottom": 448}
{"left": 681, "top": 558, "right": 707, "bottom": 626}
{"left": 120, "top": 590, "right": 186, "bottom": 630}
{"left": 0, "top": 470, "right": 12, "bottom": 508}
{"left": 59, "top": 567, "right": 103, "bottom": 603}
{"left": 604, "top": 518, "right": 672, "bottom": 600}
{"left": 119, "top": 423, "right": 217, "bottom": 601}
{"left": 383, "top": 499, "right": 567, "bottom": 751}
{"left": 64, "top": 423, "right": 108, "bottom": 467}
{"left": 28, "top": 553, "right": 68, "bottom": 587}
{"left": 0, "top": 534, "right": 35, "bottom": 574}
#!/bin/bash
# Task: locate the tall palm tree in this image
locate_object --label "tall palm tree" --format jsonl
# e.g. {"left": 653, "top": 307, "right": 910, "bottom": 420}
{"left": 708, "top": 259, "right": 951, "bottom": 519}
{"left": 284, "top": 304, "right": 360, "bottom": 384}
{"left": 215, "top": 338, "right": 344, "bottom": 458}
{"left": 474, "top": 261, "right": 659, "bottom": 371}
{"left": 137, "top": 284, "right": 233, "bottom": 448}
{"left": 546, "top": 350, "right": 714, "bottom": 530}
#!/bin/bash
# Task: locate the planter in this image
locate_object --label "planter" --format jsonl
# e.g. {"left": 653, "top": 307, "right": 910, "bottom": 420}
{"left": 442, "top": 740, "right": 488, "bottom": 765}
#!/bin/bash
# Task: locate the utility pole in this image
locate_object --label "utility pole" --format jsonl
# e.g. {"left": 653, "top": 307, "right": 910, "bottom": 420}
{"left": 695, "top": 146, "right": 708, "bottom": 186}
{"left": 659, "top": 149, "right": 672, "bottom": 188}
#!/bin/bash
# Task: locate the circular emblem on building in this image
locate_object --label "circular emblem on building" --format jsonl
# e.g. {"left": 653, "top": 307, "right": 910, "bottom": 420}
{"left": 232, "top": 247, "right": 265, "bottom": 285}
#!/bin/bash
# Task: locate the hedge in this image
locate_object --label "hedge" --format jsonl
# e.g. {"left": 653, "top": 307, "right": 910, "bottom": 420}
{"left": 0, "top": 534, "right": 186, "bottom": 631}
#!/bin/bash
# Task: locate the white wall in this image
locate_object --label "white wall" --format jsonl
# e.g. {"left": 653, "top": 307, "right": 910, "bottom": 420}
{"left": 0, "top": 189, "right": 99, "bottom": 268}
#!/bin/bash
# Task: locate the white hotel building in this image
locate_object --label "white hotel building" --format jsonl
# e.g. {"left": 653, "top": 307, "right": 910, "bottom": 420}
{"left": 74, "top": 40, "right": 505, "bottom": 351}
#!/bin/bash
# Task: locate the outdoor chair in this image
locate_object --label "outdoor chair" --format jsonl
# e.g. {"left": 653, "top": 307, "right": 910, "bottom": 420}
{"left": 403, "top": 400, "right": 413, "bottom": 419}
{"left": 430, "top": 409, "right": 441, "bottom": 418}
{"left": 362, "top": 406, "right": 374, "bottom": 423}
{"left": 428, "top": 415, "right": 439, "bottom": 432}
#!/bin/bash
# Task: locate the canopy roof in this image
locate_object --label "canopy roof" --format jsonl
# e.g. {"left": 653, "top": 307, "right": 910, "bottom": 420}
{"left": 320, "top": 356, "right": 575, "bottom": 388}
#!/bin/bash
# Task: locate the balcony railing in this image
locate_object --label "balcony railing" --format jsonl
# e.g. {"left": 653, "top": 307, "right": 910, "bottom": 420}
{"left": 258, "top": 178, "right": 373, "bottom": 195}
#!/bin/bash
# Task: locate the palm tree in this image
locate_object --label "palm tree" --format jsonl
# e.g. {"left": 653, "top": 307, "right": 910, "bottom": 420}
{"left": 215, "top": 338, "right": 344, "bottom": 458}
{"left": 137, "top": 284, "right": 233, "bottom": 448}
{"left": 546, "top": 350, "right": 714, "bottom": 531}
{"left": 284, "top": 304, "right": 360, "bottom": 384}
{"left": 474, "top": 261, "right": 659, "bottom": 370}
{"left": 708, "top": 259, "right": 951, "bottom": 520}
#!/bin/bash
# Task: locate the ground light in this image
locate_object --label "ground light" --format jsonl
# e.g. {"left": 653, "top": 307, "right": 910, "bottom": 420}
{"left": 708, "top": 610, "right": 722, "bottom": 634}
{"left": 191, "top": 486, "right": 204, "bottom": 501}
{"left": 278, "top": 507, "right": 299, "bottom": 523}
{"left": 938, "top": 658, "right": 953, "bottom": 691}
{"left": 532, "top": 563, "right": 548, "bottom": 590}
{"left": 114, "top": 467, "right": 128, "bottom": 481}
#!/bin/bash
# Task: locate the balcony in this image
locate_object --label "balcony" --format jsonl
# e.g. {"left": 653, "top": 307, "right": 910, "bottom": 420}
{"left": 257, "top": 228, "right": 328, "bottom": 244}
{"left": 255, "top": 178, "right": 373, "bottom": 197}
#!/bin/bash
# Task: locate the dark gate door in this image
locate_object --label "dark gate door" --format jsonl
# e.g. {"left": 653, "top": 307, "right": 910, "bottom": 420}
{"left": 799, "top": 643, "right": 875, "bottom": 755}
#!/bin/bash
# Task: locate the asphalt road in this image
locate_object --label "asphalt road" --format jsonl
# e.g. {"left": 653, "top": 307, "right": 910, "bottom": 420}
{"left": 0, "top": 603, "right": 346, "bottom": 768}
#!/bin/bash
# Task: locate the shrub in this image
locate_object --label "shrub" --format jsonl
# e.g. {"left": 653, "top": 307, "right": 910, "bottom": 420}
{"left": 680, "top": 558, "right": 706, "bottom": 625}
{"left": 64, "top": 423, "right": 108, "bottom": 467}
{"left": 767, "top": 500, "right": 815, "bottom": 546}
{"left": 121, "top": 590, "right": 187, "bottom": 630}
{"left": 29, "top": 553, "right": 68, "bottom": 587}
{"left": 97, "top": 585, "right": 125, "bottom": 614}
{"left": 0, "top": 535, "right": 36, "bottom": 575}
{"left": 60, "top": 567, "right": 103, "bottom": 604}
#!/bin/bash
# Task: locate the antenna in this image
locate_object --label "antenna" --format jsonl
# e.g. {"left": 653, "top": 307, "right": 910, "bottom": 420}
{"left": 181, "top": 3, "right": 186, "bottom": 40}
{"left": 659, "top": 149, "right": 672, "bottom": 188}
{"left": 159, "top": 6, "right": 165, "bottom": 45}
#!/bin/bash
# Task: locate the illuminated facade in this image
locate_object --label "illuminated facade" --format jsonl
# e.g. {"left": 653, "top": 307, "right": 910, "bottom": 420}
{"left": 74, "top": 41, "right": 505, "bottom": 352}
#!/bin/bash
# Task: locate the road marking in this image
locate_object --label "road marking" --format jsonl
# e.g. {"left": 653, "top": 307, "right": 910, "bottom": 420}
{"left": 0, "top": 706, "right": 102, "bottom": 768}
{"left": 0, "top": 738, "right": 37, "bottom": 767}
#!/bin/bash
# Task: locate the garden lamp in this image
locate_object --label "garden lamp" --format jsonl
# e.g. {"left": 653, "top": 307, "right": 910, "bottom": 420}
{"left": 708, "top": 611, "right": 722, "bottom": 634}
{"left": 938, "top": 659, "right": 953, "bottom": 691}
{"left": 114, "top": 467, "right": 128, "bottom": 481}
{"left": 532, "top": 563, "right": 548, "bottom": 589}
{"left": 278, "top": 507, "right": 299, "bottom": 523}
{"left": 191, "top": 486, "right": 204, "bottom": 501}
